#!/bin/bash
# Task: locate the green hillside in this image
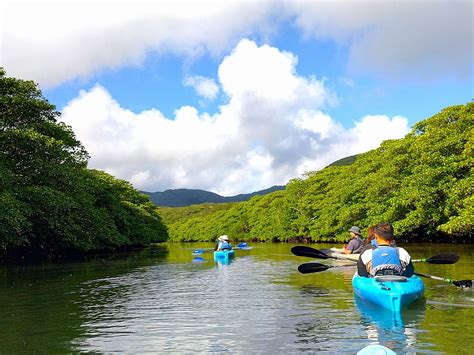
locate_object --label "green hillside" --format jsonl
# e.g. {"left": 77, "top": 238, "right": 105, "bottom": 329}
{"left": 165, "top": 103, "right": 473, "bottom": 243}
{"left": 144, "top": 185, "right": 285, "bottom": 207}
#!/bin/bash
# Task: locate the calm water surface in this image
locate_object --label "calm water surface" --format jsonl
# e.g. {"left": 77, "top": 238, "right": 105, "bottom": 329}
{"left": 0, "top": 243, "right": 473, "bottom": 353}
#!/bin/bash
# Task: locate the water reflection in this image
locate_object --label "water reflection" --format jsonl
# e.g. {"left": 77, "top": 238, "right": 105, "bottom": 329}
{"left": 0, "top": 247, "right": 170, "bottom": 354}
{"left": 215, "top": 258, "right": 233, "bottom": 266}
{"left": 0, "top": 243, "right": 472, "bottom": 353}
{"left": 355, "top": 296, "right": 427, "bottom": 353}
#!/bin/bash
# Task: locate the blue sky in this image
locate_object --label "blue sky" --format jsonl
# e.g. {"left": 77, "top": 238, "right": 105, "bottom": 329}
{"left": 2, "top": 1, "right": 473, "bottom": 195}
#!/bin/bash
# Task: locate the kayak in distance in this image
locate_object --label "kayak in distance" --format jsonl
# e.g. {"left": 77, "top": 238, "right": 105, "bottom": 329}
{"left": 352, "top": 274, "right": 425, "bottom": 313}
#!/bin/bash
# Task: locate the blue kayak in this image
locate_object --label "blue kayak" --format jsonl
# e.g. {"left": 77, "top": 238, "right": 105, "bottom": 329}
{"left": 214, "top": 249, "right": 235, "bottom": 262}
{"left": 352, "top": 274, "right": 424, "bottom": 312}
{"left": 357, "top": 344, "right": 396, "bottom": 355}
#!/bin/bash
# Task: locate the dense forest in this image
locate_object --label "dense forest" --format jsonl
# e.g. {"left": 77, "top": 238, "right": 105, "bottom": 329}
{"left": 0, "top": 69, "right": 168, "bottom": 261}
{"left": 1, "top": 68, "right": 472, "bottom": 260}
{"left": 162, "top": 102, "right": 473, "bottom": 243}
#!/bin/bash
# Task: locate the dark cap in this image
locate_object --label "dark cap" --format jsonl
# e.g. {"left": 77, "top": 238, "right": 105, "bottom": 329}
{"left": 348, "top": 226, "right": 361, "bottom": 235}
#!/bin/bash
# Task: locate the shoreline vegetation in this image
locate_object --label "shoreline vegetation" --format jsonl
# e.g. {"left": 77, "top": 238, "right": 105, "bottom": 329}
{"left": 1, "top": 69, "right": 472, "bottom": 264}
{"left": 159, "top": 102, "right": 473, "bottom": 245}
{"left": 0, "top": 69, "right": 168, "bottom": 264}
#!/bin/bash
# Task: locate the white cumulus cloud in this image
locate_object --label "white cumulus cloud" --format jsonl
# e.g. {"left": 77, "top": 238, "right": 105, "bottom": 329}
{"left": 61, "top": 40, "right": 409, "bottom": 195}
{"left": 1, "top": 0, "right": 470, "bottom": 87}
{"left": 183, "top": 76, "right": 219, "bottom": 100}
{"left": 285, "top": 0, "right": 473, "bottom": 81}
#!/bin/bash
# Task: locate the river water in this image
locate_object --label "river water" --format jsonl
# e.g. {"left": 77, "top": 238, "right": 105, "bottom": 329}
{"left": 0, "top": 243, "right": 472, "bottom": 353}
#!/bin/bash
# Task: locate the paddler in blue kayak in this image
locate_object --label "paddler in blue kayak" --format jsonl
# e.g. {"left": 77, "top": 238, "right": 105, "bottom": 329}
{"left": 357, "top": 222, "right": 414, "bottom": 277}
{"left": 342, "top": 226, "right": 365, "bottom": 254}
{"left": 214, "top": 235, "right": 232, "bottom": 251}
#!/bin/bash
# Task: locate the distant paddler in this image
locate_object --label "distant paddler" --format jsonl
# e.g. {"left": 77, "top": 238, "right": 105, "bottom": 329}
{"left": 214, "top": 235, "right": 232, "bottom": 251}
{"left": 342, "top": 226, "right": 364, "bottom": 254}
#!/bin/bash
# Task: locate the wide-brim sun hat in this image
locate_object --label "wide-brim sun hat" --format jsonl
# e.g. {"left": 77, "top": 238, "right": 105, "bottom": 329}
{"left": 219, "top": 235, "right": 229, "bottom": 241}
{"left": 348, "top": 226, "right": 361, "bottom": 235}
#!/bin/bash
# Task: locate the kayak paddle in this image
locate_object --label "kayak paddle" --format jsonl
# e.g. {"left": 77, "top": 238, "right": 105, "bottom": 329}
{"left": 292, "top": 246, "right": 460, "bottom": 265}
{"left": 291, "top": 246, "right": 346, "bottom": 260}
{"left": 412, "top": 253, "right": 459, "bottom": 264}
{"left": 298, "top": 262, "right": 354, "bottom": 274}
{"left": 414, "top": 272, "right": 473, "bottom": 288}
{"left": 234, "top": 242, "right": 253, "bottom": 250}
{"left": 192, "top": 248, "right": 214, "bottom": 255}
{"left": 193, "top": 243, "right": 251, "bottom": 255}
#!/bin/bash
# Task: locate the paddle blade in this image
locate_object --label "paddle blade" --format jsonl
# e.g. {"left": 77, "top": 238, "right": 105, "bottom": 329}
{"left": 237, "top": 242, "right": 248, "bottom": 248}
{"left": 426, "top": 253, "right": 460, "bottom": 264}
{"left": 291, "top": 246, "right": 329, "bottom": 259}
{"left": 298, "top": 262, "right": 330, "bottom": 274}
{"left": 192, "top": 249, "right": 204, "bottom": 255}
{"left": 453, "top": 280, "right": 473, "bottom": 288}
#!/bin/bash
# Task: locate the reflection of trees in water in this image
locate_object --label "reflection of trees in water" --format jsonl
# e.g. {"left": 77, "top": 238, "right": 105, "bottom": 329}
{"left": 293, "top": 284, "right": 363, "bottom": 352}
{"left": 0, "top": 247, "right": 170, "bottom": 353}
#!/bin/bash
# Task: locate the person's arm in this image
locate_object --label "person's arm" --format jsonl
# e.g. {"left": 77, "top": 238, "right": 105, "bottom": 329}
{"left": 404, "top": 261, "right": 414, "bottom": 277}
{"left": 357, "top": 258, "right": 369, "bottom": 276}
{"left": 343, "top": 239, "right": 357, "bottom": 254}
{"left": 357, "top": 252, "right": 370, "bottom": 277}
{"left": 398, "top": 247, "right": 414, "bottom": 277}
{"left": 357, "top": 250, "right": 373, "bottom": 277}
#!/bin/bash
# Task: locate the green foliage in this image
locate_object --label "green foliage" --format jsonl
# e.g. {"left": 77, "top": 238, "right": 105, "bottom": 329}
{"left": 327, "top": 154, "right": 358, "bottom": 167}
{"left": 0, "top": 69, "right": 168, "bottom": 259}
{"left": 165, "top": 103, "right": 473, "bottom": 242}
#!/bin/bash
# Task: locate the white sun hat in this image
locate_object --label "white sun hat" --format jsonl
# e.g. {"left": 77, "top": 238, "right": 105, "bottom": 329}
{"left": 219, "top": 235, "right": 229, "bottom": 241}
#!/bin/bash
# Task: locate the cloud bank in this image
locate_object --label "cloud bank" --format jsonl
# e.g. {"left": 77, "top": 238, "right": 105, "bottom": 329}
{"left": 2, "top": 0, "right": 471, "bottom": 87}
{"left": 61, "top": 40, "right": 409, "bottom": 195}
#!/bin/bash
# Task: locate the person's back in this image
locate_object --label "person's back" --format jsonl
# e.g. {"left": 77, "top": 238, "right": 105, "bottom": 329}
{"left": 218, "top": 241, "right": 231, "bottom": 251}
{"left": 215, "top": 235, "right": 232, "bottom": 251}
{"left": 357, "top": 222, "right": 413, "bottom": 277}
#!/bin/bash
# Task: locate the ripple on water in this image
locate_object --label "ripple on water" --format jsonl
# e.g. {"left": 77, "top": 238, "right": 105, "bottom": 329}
{"left": 1, "top": 244, "right": 471, "bottom": 353}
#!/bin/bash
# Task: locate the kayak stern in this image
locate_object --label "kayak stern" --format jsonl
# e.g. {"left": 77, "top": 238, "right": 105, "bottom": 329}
{"left": 214, "top": 249, "right": 235, "bottom": 261}
{"left": 352, "top": 274, "right": 424, "bottom": 312}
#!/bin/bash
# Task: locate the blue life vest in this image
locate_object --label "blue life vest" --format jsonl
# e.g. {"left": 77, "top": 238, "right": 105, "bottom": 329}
{"left": 218, "top": 241, "right": 231, "bottom": 250}
{"left": 371, "top": 246, "right": 402, "bottom": 275}
{"left": 370, "top": 239, "right": 379, "bottom": 247}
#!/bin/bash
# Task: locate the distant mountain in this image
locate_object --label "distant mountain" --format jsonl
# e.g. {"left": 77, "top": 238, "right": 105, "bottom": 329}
{"left": 327, "top": 154, "right": 358, "bottom": 167}
{"left": 142, "top": 185, "right": 286, "bottom": 207}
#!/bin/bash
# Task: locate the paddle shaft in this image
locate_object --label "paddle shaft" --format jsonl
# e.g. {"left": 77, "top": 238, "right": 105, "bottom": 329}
{"left": 414, "top": 272, "right": 472, "bottom": 287}
{"left": 415, "top": 272, "right": 453, "bottom": 283}
{"left": 291, "top": 246, "right": 352, "bottom": 261}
